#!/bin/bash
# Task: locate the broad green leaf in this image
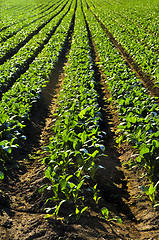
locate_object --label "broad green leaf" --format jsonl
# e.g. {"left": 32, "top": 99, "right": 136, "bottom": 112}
{"left": 45, "top": 167, "right": 51, "bottom": 179}
{"left": 0, "top": 171, "right": 4, "bottom": 180}
{"left": 149, "top": 183, "right": 155, "bottom": 195}
{"left": 140, "top": 147, "right": 149, "bottom": 157}
{"left": 140, "top": 186, "right": 149, "bottom": 195}
{"left": 91, "top": 150, "right": 99, "bottom": 158}
{"left": 116, "top": 217, "right": 122, "bottom": 224}
{"left": 81, "top": 131, "right": 87, "bottom": 144}
{"left": 101, "top": 207, "right": 109, "bottom": 218}
{"left": 81, "top": 206, "right": 88, "bottom": 214}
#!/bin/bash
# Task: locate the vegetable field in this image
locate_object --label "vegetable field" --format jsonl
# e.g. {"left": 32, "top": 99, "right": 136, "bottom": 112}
{"left": 0, "top": 0, "right": 159, "bottom": 239}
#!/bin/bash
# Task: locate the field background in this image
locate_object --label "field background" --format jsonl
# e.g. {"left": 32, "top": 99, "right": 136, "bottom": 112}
{"left": 0, "top": 0, "right": 159, "bottom": 239}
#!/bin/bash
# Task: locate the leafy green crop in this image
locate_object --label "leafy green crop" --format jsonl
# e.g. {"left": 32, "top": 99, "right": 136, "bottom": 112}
{"left": 88, "top": 0, "right": 159, "bottom": 83}
{"left": 41, "top": 1, "right": 111, "bottom": 221}
{"left": 84, "top": 0, "right": 159, "bottom": 201}
{"left": 0, "top": 0, "right": 75, "bottom": 161}
{"left": 0, "top": 171, "right": 4, "bottom": 180}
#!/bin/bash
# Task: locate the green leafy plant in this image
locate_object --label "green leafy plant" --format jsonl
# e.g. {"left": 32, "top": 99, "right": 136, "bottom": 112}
{"left": 84, "top": 3, "right": 159, "bottom": 205}
{"left": 101, "top": 207, "right": 122, "bottom": 224}
{"left": 74, "top": 206, "right": 88, "bottom": 220}
{"left": 0, "top": 0, "right": 76, "bottom": 162}
{"left": 40, "top": 2, "right": 109, "bottom": 221}
{"left": 140, "top": 181, "right": 159, "bottom": 205}
{"left": 0, "top": 171, "right": 4, "bottom": 180}
{"left": 45, "top": 200, "right": 66, "bottom": 220}
{"left": 93, "top": 184, "right": 101, "bottom": 204}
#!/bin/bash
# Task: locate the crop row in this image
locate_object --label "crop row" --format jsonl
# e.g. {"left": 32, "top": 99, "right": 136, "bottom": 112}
{"left": 125, "top": 0, "right": 158, "bottom": 34}
{"left": 83, "top": 1, "right": 159, "bottom": 185}
{"left": 0, "top": 0, "right": 76, "bottom": 161}
{"left": 0, "top": 0, "right": 71, "bottom": 96}
{"left": 0, "top": 0, "right": 40, "bottom": 30}
{"left": 41, "top": 1, "right": 110, "bottom": 221}
{"left": 87, "top": 0, "right": 159, "bottom": 83}
{"left": 0, "top": 0, "right": 65, "bottom": 64}
{"left": 0, "top": 0, "right": 60, "bottom": 43}
{"left": 98, "top": 6, "right": 158, "bottom": 54}
{"left": 94, "top": 0, "right": 159, "bottom": 35}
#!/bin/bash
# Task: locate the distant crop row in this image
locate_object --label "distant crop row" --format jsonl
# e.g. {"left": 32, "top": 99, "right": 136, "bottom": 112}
{"left": 0, "top": 0, "right": 75, "bottom": 160}
{"left": 0, "top": 0, "right": 65, "bottom": 64}
{"left": 0, "top": 0, "right": 69, "bottom": 93}
{"left": 87, "top": 0, "right": 159, "bottom": 83}
{"left": 0, "top": 1, "right": 59, "bottom": 42}
{"left": 0, "top": 0, "right": 46, "bottom": 30}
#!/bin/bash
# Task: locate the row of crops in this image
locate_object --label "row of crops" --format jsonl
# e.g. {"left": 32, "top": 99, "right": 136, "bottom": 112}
{"left": 0, "top": 0, "right": 76, "bottom": 159}
{"left": 88, "top": 0, "right": 159, "bottom": 83}
{"left": 0, "top": 0, "right": 159, "bottom": 216}
{"left": 41, "top": 1, "right": 108, "bottom": 220}
{"left": 83, "top": 0, "right": 159, "bottom": 177}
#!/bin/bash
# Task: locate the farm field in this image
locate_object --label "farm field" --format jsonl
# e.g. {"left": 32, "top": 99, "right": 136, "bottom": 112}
{"left": 0, "top": 0, "right": 159, "bottom": 239}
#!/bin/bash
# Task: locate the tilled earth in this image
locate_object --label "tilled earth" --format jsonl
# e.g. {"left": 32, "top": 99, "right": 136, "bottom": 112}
{"left": 0, "top": 89, "right": 159, "bottom": 239}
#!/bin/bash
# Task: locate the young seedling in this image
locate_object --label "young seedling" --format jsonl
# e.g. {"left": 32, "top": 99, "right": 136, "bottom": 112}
{"left": 93, "top": 184, "right": 101, "bottom": 205}
{"left": 0, "top": 171, "right": 4, "bottom": 180}
{"left": 69, "top": 206, "right": 88, "bottom": 221}
{"left": 101, "top": 207, "right": 122, "bottom": 224}
{"left": 45, "top": 200, "right": 66, "bottom": 220}
{"left": 140, "top": 181, "right": 159, "bottom": 205}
